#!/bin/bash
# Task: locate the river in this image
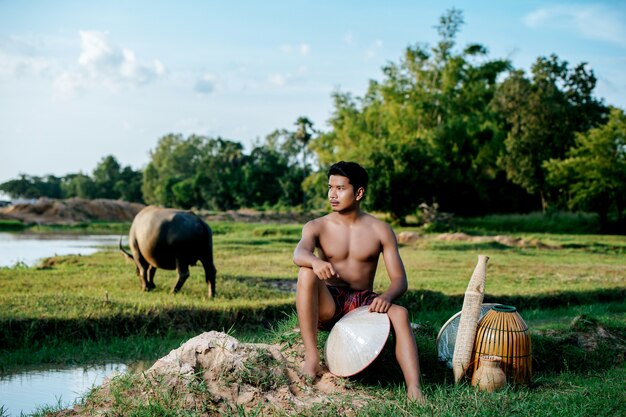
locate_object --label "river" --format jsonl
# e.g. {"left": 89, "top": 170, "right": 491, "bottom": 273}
{"left": 0, "top": 232, "right": 121, "bottom": 267}
{"left": 0, "top": 364, "right": 129, "bottom": 416}
{"left": 0, "top": 232, "right": 128, "bottom": 415}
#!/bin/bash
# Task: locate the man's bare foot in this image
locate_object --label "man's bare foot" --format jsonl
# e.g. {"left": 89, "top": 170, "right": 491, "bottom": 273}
{"left": 302, "top": 353, "right": 321, "bottom": 380}
{"left": 407, "top": 385, "right": 425, "bottom": 403}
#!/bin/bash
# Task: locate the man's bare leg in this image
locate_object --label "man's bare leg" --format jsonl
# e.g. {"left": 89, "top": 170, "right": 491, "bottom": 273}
{"left": 387, "top": 305, "right": 425, "bottom": 402}
{"left": 296, "top": 267, "right": 335, "bottom": 379}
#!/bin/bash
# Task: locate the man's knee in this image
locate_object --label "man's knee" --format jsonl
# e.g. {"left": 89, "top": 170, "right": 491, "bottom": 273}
{"left": 297, "top": 267, "right": 317, "bottom": 288}
{"left": 388, "top": 305, "right": 410, "bottom": 323}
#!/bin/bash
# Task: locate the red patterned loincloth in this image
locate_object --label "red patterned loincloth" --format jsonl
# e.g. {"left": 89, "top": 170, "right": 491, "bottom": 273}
{"left": 319, "top": 285, "right": 379, "bottom": 330}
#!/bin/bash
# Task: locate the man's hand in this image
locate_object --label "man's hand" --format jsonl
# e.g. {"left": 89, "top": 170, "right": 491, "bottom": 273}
{"left": 369, "top": 295, "right": 393, "bottom": 313}
{"left": 312, "top": 259, "right": 339, "bottom": 280}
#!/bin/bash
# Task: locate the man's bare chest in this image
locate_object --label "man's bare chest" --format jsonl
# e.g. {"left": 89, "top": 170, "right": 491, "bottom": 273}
{"left": 318, "top": 228, "right": 381, "bottom": 262}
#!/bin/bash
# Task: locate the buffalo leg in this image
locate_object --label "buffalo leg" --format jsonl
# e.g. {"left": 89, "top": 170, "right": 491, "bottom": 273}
{"left": 146, "top": 266, "right": 157, "bottom": 290}
{"left": 201, "top": 258, "right": 217, "bottom": 298}
{"left": 173, "top": 259, "right": 190, "bottom": 293}
{"left": 137, "top": 257, "right": 151, "bottom": 291}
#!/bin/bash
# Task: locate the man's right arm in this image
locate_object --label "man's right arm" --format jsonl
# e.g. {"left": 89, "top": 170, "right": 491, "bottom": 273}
{"left": 293, "top": 220, "right": 339, "bottom": 280}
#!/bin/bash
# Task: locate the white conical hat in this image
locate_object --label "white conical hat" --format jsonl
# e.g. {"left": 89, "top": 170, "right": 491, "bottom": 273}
{"left": 325, "top": 306, "right": 391, "bottom": 377}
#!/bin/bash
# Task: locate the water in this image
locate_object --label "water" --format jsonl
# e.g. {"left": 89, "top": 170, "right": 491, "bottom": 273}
{"left": 0, "top": 233, "right": 134, "bottom": 415}
{"left": 0, "top": 363, "right": 127, "bottom": 416}
{"left": 0, "top": 233, "right": 121, "bottom": 267}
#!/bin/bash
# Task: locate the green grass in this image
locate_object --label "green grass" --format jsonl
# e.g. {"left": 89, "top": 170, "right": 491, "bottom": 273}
{"left": 1, "top": 220, "right": 132, "bottom": 234}
{"left": 0, "top": 219, "right": 26, "bottom": 231}
{"left": 452, "top": 211, "right": 601, "bottom": 234}
{"left": 1, "top": 216, "right": 625, "bottom": 416}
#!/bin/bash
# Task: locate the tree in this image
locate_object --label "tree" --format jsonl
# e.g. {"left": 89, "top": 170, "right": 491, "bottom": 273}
{"left": 261, "top": 117, "right": 316, "bottom": 209}
{"left": 142, "top": 134, "right": 248, "bottom": 210}
{"left": 293, "top": 117, "right": 315, "bottom": 207}
{"left": 195, "top": 138, "right": 245, "bottom": 210}
{"left": 240, "top": 146, "right": 290, "bottom": 207}
{"left": 61, "top": 173, "right": 97, "bottom": 199}
{"left": 492, "top": 55, "right": 607, "bottom": 210}
{"left": 311, "top": 9, "right": 510, "bottom": 218}
{"left": 142, "top": 134, "right": 205, "bottom": 207}
{"left": 92, "top": 155, "right": 122, "bottom": 199}
{"left": 544, "top": 107, "right": 626, "bottom": 229}
{"left": 0, "top": 174, "right": 62, "bottom": 199}
{"left": 115, "top": 166, "right": 144, "bottom": 202}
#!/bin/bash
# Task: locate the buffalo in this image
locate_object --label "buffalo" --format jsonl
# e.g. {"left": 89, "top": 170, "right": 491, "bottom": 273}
{"left": 120, "top": 206, "right": 217, "bottom": 297}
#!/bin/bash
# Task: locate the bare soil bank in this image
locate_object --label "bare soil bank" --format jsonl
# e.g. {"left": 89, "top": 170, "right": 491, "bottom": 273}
{"left": 0, "top": 198, "right": 145, "bottom": 225}
{"left": 0, "top": 198, "right": 322, "bottom": 225}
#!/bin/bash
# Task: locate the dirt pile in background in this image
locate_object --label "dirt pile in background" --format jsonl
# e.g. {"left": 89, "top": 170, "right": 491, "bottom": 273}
{"left": 0, "top": 198, "right": 145, "bottom": 225}
{"left": 202, "top": 208, "right": 324, "bottom": 224}
{"left": 434, "top": 232, "right": 558, "bottom": 249}
{"left": 0, "top": 199, "right": 322, "bottom": 225}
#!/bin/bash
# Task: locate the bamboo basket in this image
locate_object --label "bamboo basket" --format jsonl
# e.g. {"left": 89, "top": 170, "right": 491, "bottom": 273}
{"left": 471, "top": 305, "right": 532, "bottom": 385}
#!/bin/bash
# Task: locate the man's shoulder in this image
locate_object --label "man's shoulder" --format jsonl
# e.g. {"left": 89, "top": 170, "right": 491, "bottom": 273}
{"left": 361, "top": 212, "right": 392, "bottom": 228}
{"left": 360, "top": 213, "right": 396, "bottom": 238}
{"left": 302, "top": 214, "right": 332, "bottom": 231}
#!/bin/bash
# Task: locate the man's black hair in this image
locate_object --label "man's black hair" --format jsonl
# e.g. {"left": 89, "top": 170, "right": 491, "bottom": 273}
{"left": 328, "top": 161, "right": 369, "bottom": 193}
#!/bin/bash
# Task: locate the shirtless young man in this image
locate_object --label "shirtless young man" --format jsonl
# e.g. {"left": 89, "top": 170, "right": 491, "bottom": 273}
{"left": 293, "top": 161, "right": 424, "bottom": 401}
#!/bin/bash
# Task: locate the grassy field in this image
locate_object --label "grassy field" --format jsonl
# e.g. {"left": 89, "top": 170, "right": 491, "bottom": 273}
{"left": 1, "top": 218, "right": 625, "bottom": 416}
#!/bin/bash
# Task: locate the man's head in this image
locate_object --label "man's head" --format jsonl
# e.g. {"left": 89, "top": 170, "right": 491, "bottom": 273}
{"left": 327, "top": 161, "right": 368, "bottom": 195}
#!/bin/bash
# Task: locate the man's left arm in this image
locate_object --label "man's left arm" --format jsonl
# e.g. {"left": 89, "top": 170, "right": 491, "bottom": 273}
{"left": 368, "top": 223, "right": 408, "bottom": 313}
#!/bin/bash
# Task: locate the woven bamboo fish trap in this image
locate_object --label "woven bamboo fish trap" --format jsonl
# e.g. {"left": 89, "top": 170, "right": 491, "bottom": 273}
{"left": 471, "top": 305, "right": 532, "bottom": 385}
{"left": 452, "top": 254, "right": 489, "bottom": 382}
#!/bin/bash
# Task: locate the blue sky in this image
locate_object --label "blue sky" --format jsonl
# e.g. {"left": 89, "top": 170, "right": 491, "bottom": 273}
{"left": 1, "top": 0, "right": 625, "bottom": 186}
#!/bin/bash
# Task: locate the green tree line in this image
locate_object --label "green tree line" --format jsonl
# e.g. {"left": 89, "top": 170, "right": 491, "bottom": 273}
{"left": 2, "top": 9, "right": 625, "bottom": 228}
{"left": 0, "top": 155, "right": 143, "bottom": 202}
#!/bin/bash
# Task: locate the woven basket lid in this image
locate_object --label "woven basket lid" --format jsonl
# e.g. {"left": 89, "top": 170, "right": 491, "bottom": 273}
{"left": 325, "top": 306, "right": 391, "bottom": 377}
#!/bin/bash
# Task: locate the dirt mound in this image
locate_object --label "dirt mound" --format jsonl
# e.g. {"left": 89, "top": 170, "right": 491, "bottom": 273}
{"left": 397, "top": 231, "right": 422, "bottom": 244}
{"left": 434, "top": 232, "right": 558, "bottom": 249}
{"left": 532, "top": 315, "right": 626, "bottom": 374}
{"left": 0, "top": 199, "right": 323, "bottom": 225}
{"left": 202, "top": 208, "right": 324, "bottom": 224}
{"left": 0, "top": 198, "right": 145, "bottom": 225}
{"left": 58, "top": 331, "right": 371, "bottom": 415}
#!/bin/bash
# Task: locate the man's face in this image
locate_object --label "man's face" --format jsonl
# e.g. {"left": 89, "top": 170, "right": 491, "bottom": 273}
{"left": 328, "top": 175, "right": 361, "bottom": 212}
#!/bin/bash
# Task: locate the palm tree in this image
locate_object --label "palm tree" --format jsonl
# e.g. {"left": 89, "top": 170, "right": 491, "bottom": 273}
{"left": 293, "top": 116, "right": 315, "bottom": 208}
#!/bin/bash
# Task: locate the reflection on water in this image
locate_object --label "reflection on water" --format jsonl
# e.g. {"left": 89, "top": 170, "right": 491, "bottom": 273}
{"left": 0, "top": 233, "right": 120, "bottom": 267}
{"left": 0, "top": 363, "right": 127, "bottom": 416}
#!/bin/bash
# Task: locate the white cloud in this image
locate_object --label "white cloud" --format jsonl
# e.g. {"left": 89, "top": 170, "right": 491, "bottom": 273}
{"left": 269, "top": 73, "right": 288, "bottom": 86}
{"left": 0, "top": 50, "right": 51, "bottom": 77}
{"left": 343, "top": 33, "right": 355, "bottom": 45}
{"left": 299, "top": 43, "right": 310, "bottom": 55}
{"left": 77, "top": 31, "right": 165, "bottom": 85}
{"left": 523, "top": 4, "right": 626, "bottom": 47}
{"left": 50, "top": 30, "right": 166, "bottom": 95}
{"left": 78, "top": 31, "right": 119, "bottom": 69}
{"left": 0, "top": 31, "right": 165, "bottom": 96}
{"left": 267, "top": 66, "right": 310, "bottom": 87}
{"left": 195, "top": 73, "right": 218, "bottom": 94}
{"left": 0, "top": 36, "right": 52, "bottom": 78}
{"left": 154, "top": 60, "right": 165, "bottom": 76}
{"left": 52, "top": 71, "right": 84, "bottom": 99}
{"left": 280, "top": 43, "right": 310, "bottom": 56}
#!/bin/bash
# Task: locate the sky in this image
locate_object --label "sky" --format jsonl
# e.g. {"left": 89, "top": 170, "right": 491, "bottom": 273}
{"left": 1, "top": 0, "right": 625, "bottom": 187}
